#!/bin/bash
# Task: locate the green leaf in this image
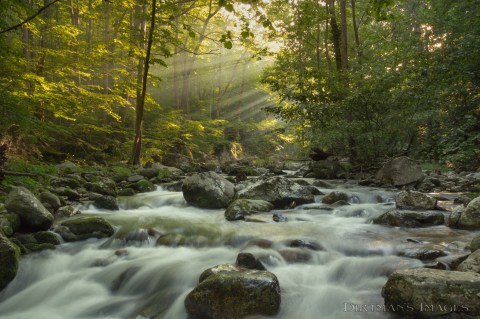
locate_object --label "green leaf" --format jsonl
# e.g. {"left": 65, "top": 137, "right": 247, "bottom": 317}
{"left": 223, "top": 41, "right": 233, "bottom": 49}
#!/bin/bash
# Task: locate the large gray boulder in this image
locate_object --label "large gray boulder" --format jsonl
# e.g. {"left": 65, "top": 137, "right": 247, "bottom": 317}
{"left": 303, "top": 157, "right": 348, "bottom": 179}
{"left": 0, "top": 232, "right": 20, "bottom": 291}
{"left": 185, "top": 260, "right": 280, "bottom": 319}
{"left": 395, "top": 191, "right": 437, "bottom": 210}
{"left": 376, "top": 157, "right": 424, "bottom": 186}
{"left": 5, "top": 187, "right": 54, "bottom": 231}
{"left": 58, "top": 217, "right": 115, "bottom": 242}
{"left": 382, "top": 268, "right": 480, "bottom": 318}
{"left": 236, "top": 177, "right": 315, "bottom": 209}
{"left": 458, "top": 196, "right": 480, "bottom": 229}
{"left": 471, "top": 235, "right": 480, "bottom": 252}
{"left": 373, "top": 210, "right": 444, "bottom": 228}
{"left": 182, "top": 171, "right": 234, "bottom": 209}
{"left": 457, "top": 250, "right": 480, "bottom": 273}
{"left": 225, "top": 199, "right": 274, "bottom": 221}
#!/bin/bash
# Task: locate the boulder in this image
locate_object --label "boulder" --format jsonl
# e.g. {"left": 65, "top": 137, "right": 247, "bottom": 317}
{"left": 382, "top": 268, "right": 480, "bottom": 318}
{"left": 85, "top": 178, "right": 117, "bottom": 197}
{"left": 162, "top": 153, "right": 197, "bottom": 173}
{"left": 395, "top": 191, "right": 437, "bottom": 210}
{"left": 225, "top": 199, "right": 274, "bottom": 221}
{"left": 457, "top": 250, "right": 480, "bottom": 273}
{"left": 55, "top": 205, "right": 80, "bottom": 218}
{"left": 182, "top": 171, "right": 235, "bottom": 209}
{"left": 14, "top": 231, "right": 60, "bottom": 252}
{"left": 235, "top": 177, "right": 315, "bottom": 209}
{"left": 129, "top": 180, "right": 156, "bottom": 193}
{"left": 375, "top": 157, "right": 424, "bottom": 186}
{"left": 0, "top": 232, "right": 20, "bottom": 291}
{"left": 0, "top": 213, "right": 20, "bottom": 237}
{"left": 56, "top": 161, "right": 78, "bottom": 174}
{"left": 472, "top": 235, "right": 480, "bottom": 252}
{"left": 5, "top": 187, "right": 54, "bottom": 231}
{"left": 304, "top": 157, "right": 348, "bottom": 179}
{"left": 58, "top": 217, "right": 115, "bottom": 242}
{"left": 39, "top": 191, "right": 62, "bottom": 212}
{"left": 93, "top": 195, "right": 119, "bottom": 210}
{"left": 373, "top": 210, "right": 444, "bottom": 228}
{"left": 151, "top": 163, "right": 184, "bottom": 178}
{"left": 457, "top": 196, "right": 480, "bottom": 229}
{"left": 52, "top": 187, "right": 81, "bottom": 200}
{"left": 127, "top": 175, "right": 145, "bottom": 183}
{"left": 322, "top": 191, "right": 349, "bottom": 204}
{"left": 185, "top": 264, "right": 280, "bottom": 319}
{"left": 135, "top": 168, "right": 159, "bottom": 179}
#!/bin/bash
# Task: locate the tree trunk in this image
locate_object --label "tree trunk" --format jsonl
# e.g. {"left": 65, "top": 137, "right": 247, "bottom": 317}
{"left": 340, "top": 0, "right": 348, "bottom": 69}
{"left": 130, "top": 0, "right": 156, "bottom": 165}
{"left": 351, "top": 0, "right": 361, "bottom": 61}
{"left": 328, "top": 0, "right": 342, "bottom": 71}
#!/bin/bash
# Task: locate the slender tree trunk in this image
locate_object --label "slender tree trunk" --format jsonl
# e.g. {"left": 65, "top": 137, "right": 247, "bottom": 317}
{"left": 324, "top": 4, "right": 332, "bottom": 70}
{"left": 328, "top": 0, "right": 342, "bottom": 71}
{"left": 351, "top": 0, "right": 361, "bottom": 61}
{"left": 340, "top": 0, "right": 348, "bottom": 69}
{"left": 131, "top": 0, "right": 157, "bottom": 165}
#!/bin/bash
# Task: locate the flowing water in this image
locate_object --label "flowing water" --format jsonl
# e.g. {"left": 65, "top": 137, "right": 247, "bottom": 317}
{"left": 0, "top": 180, "right": 475, "bottom": 319}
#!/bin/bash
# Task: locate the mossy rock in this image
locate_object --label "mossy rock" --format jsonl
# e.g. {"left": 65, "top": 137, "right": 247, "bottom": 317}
{"left": 59, "top": 217, "right": 114, "bottom": 242}
{"left": 118, "top": 188, "right": 136, "bottom": 196}
{"left": 0, "top": 232, "right": 20, "bottom": 291}
{"left": 185, "top": 267, "right": 281, "bottom": 319}
{"left": 130, "top": 180, "right": 156, "bottom": 193}
{"left": 14, "top": 231, "right": 60, "bottom": 253}
{"left": 225, "top": 199, "right": 274, "bottom": 221}
{"left": 93, "top": 195, "right": 119, "bottom": 210}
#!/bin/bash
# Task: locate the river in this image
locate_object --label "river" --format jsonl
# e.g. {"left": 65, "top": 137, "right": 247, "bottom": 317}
{"left": 0, "top": 180, "right": 473, "bottom": 319}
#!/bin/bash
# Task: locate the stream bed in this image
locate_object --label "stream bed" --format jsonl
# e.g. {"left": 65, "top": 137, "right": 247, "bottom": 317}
{"left": 0, "top": 181, "right": 475, "bottom": 319}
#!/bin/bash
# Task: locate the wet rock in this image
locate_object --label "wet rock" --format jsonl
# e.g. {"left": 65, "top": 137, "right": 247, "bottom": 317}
{"left": 287, "top": 239, "right": 324, "bottom": 251}
{"left": 397, "top": 246, "right": 447, "bottom": 261}
{"left": 93, "top": 195, "right": 119, "bottom": 210}
{"left": 272, "top": 213, "right": 288, "bottom": 222}
{"left": 121, "top": 229, "right": 150, "bottom": 244}
{"left": 446, "top": 205, "right": 464, "bottom": 228}
{"left": 14, "top": 231, "right": 60, "bottom": 252}
{"left": 118, "top": 188, "right": 136, "bottom": 196}
{"left": 375, "top": 156, "right": 424, "bottom": 186}
{"left": 246, "top": 238, "right": 274, "bottom": 249}
{"left": 457, "top": 250, "right": 480, "bottom": 273}
{"left": 182, "top": 171, "right": 235, "bottom": 209}
{"left": 453, "top": 195, "right": 472, "bottom": 206}
{"left": 161, "top": 181, "right": 183, "bottom": 192}
{"left": 5, "top": 187, "right": 54, "bottom": 231}
{"left": 435, "top": 254, "right": 470, "bottom": 270}
{"left": 373, "top": 210, "right": 444, "bottom": 228}
{"left": 471, "top": 235, "right": 480, "bottom": 252}
{"left": 155, "top": 233, "right": 187, "bottom": 247}
{"left": 382, "top": 268, "right": 480, "bottom": 318}
{"left": 236, "top": 253, "right": 266, "bottom": 270}
{"left": 55, "top": 205, "right": 80, "bottom": 219}
{"left": 457, "top": 196, "right": 480, "bottom": 229}
{"left": 322, "top": 191, "right": 349, "bottom": 204}
{"left": 129, "top": 180, "right": 156, "bottom": 193}
{"left": 0, "top": 232, "right": 20, "bottom": 291}
{"left": 236, "top": 177, "right": 315, "bottom": 209}
{"left": 395, "top": 191, "right": 437, "bottom": 210}
{"left": 59, "top": 217, "right": 115, "bottom": 242}
{"left": 39, "top": 191, "right": 62, "bottom": 212}
{"left": 225, "top": 199, "right": 274, "bottom": 221}
{"left": 278, "top": 248, "right": 312, "bottom": 263}
{"left": 185, "top": 264, "right": 281, "bottom": 319}
{"left": 135, "top": 168, "right": 159, "bottom": 179}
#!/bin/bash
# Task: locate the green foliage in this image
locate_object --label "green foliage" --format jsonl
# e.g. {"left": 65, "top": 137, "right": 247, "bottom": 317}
{"left": 1, "top": 160, "right": 57, "bottom": 192}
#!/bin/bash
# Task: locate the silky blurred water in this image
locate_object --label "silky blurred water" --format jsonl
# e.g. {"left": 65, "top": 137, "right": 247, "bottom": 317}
{"left": 0, "top": 185, "right": 472, "bottom": 319}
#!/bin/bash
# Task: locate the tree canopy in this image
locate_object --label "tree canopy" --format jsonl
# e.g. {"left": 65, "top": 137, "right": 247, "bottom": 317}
{"left": 0, "top": 0, "right": 478, "bottom": 170}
